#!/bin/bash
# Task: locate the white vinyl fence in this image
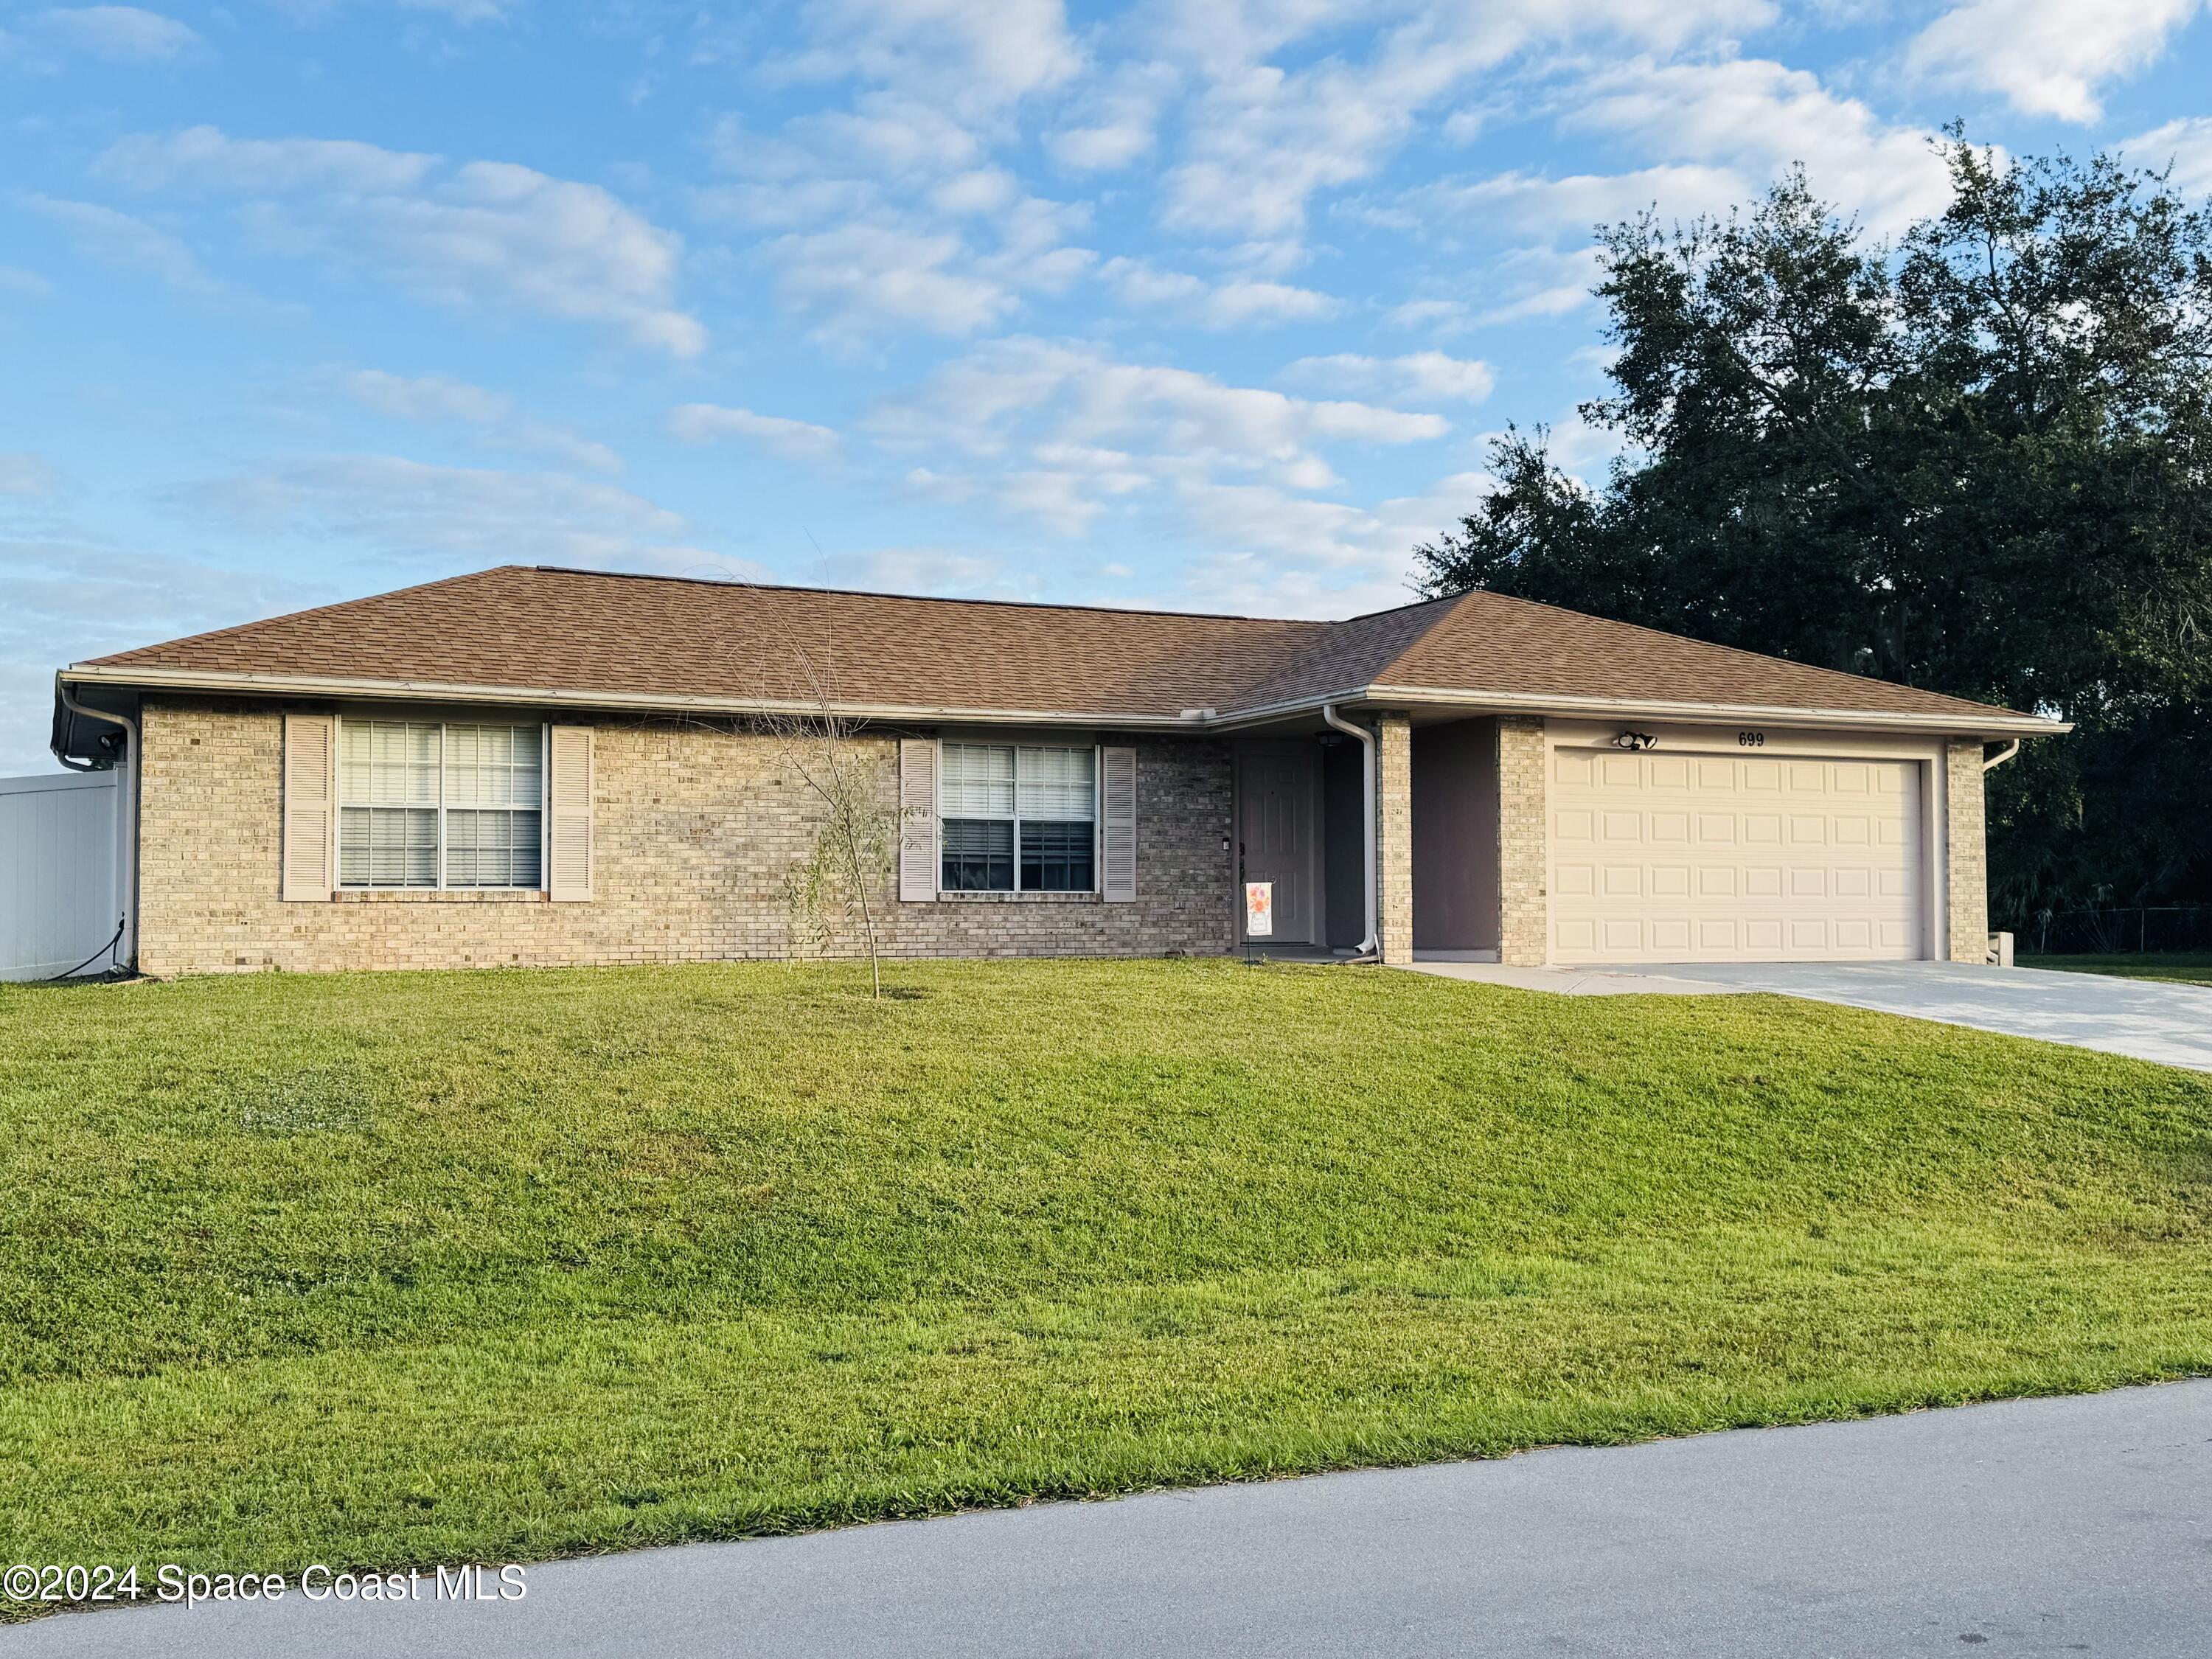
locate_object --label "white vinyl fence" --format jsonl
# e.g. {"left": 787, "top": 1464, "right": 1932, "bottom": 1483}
{"left": 1, "top": 770, "right": 125, "bottom": 981}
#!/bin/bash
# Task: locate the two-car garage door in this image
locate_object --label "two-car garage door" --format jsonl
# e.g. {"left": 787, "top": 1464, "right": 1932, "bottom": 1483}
{"left": 1550, "top": 748, "right": 1922, "bottom": 964}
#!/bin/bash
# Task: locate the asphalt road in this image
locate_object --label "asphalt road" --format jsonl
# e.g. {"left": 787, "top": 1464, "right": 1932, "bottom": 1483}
{"left": 8, "top": 1380, "right": 2211, "bottom": 1658}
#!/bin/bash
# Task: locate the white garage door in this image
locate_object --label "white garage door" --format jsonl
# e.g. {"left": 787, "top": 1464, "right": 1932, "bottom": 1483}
{"left": 1550, "top": 748, "right": 1922, "bottom": 964}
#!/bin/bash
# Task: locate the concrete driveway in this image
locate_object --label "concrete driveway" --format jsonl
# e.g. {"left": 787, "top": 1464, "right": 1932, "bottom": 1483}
{"left": 1410, "top": 959, "right": 2212, "bottom": 1071}
{"left": 8, "top": 1381, "right": 2211, "bottom": 1658}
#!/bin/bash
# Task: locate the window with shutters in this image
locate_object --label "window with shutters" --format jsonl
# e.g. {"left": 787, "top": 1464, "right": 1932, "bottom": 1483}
{"left": 939, "top": 742, "right": 1096, "bottom": 892}
{"left": 338, "top": 719, "right": 545, "bottom": 890}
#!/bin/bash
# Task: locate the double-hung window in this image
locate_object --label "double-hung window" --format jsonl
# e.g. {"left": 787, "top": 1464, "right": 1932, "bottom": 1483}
{"left": 338, "top": 719, "right": 545, "bottom": 890}
{"left": 939, "top": 742, "right": 1096, "bottom": 892}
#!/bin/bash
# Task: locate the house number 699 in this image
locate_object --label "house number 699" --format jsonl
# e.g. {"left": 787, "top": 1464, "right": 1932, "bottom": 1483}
{"left": 1737, "top": 730, "right": 1766, "bottom": 747}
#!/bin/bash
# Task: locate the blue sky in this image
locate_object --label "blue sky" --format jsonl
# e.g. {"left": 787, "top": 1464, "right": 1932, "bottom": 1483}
{"left": 4, "top": 0, "right": 2211, "bottom": 771}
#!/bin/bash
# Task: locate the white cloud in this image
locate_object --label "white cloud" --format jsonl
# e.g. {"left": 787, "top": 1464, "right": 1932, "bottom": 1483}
{"left": 699, "top": 3, "right": 1104, "bottom": 346}
{"left": 1563, "top": 58, "right": 1953, "bottom": 235}
{"left": 1099, "top": 257, "right": 1338, "bottom": 327}
{"left": 1047, "top": 118, "right": 1152, "bottom": 173}
{"left": 1368, "top": 63, "right": 1941, "bottom": 347}
{"left": 2, "top": 6, "right": 199, "bottom": 68}
{"left": 2124, "top": 117, "right": 2212, "bottom": 198}
{"left": 1280, "top": 352, "right": 1495, "bottom": 404}
{"left": 338, "top": 371, "right": 626, "bottom": 473}
{"left": 767, "top": 222, "right": 1018, "bottom": 339}
{"left": 667, "top": 403, "right": 844, "bottom": 465}
{"left": 258, "top": 0, "right": 521, "bottom": 21}
{"left": 1905, "top": 0, "right": 2202, "bottom": 123}
{"left": 99, "top": 125, "right": 436, "bottom": 192}
{"left": 1046, "top": 60, "right": 1175, "bottom": 172}
{"left": 0, "top": 453, "right": 66, "bottom": 498}
{"left": 779, "top": 96, "right": 989, "bottom": 181}
{"left": 774, "top": 0, "right": 1081, "bottom": 120}
{"left": 395, "top": 0, "right": 518, "bottom": 21}
{"left": 931, "top": 167, "right": 1021, "bottom": 218}
{"left": 1155, "top": 0, "right": 1775, "bottom": 241}
{"left": 490, "top": 426, "right": 626, "bottom": 476}
{"left": 852, "top": 335, "right": 1486, "bottom": 606}
{"left": 342, "top": 369, "right": 512, "bottom": 425}
{"left": 18, "top": 195, "right": 220, "bottom": 293}
{"left": 866, "top": 335, "right": 1448, "bottom": 542}
{"left": 100, "top": 128, "right": 704, "bottom": 356}
{"left": 809, "top": 546, "right": 1030, "bottom": 597}
{"left": 178, "top": 456, "right": 708, "bottom": 571}
{"left": 1166, "top": 467, "right": 1497, "bottom": 617}
{"left": 1387, "top": 297, "right": 1477, "bottom": 337}
{"left": 876, "top": 336, "right": 1443, "bottom": 462}
{"left": 1473, "top": 244, "right": 1608, "bottom": 325}
{"left": 706, "top": 99, "right": 1097, "bottom": 344}
{"left": 1407, "top": 164, "right": 1747, "bottom": 242}
{"left": 757, "top": 199, "right": 1093, "bottom": 341}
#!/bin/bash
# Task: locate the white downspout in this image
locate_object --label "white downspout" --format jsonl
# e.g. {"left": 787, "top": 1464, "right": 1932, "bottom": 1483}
{"left": 1982, "top": 739, "right": 2021, "bottom": 772}
{"left": 1322, "top": 703, "right": 1379, "bottom": 960}
{"left": 53, "top": 675, "right": 139, "bottom": 974}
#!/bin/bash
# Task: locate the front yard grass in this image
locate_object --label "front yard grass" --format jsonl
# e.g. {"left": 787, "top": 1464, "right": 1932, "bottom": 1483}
{"left": 3, "top": 957, "right": 2211, "bottom": 1613}
{"left": 2020, "top": 951, "right": 2212, "bottom": 987}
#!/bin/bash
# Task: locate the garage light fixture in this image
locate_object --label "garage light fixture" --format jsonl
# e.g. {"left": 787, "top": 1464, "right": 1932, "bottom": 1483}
{"left": 1613, "top": 731, "right": 1658, "bottom": 752}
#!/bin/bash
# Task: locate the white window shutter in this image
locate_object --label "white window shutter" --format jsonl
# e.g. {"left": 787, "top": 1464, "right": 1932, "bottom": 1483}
{"left": 547, "top": 725, "right": 595, "bottom": 902}
{"left": 281, "top": 713, "right": 335, "bottom": 902}
{"left": 1101, "top": 745, "right": 1136, "bottom": 902}
{"left": 900, "top": 738, "right": 938, "bottom": 902}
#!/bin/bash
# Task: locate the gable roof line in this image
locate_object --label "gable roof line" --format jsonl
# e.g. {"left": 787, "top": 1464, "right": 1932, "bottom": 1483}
{"left": 63, "top": 562, "right": 2064, "bottom": 739}
{"left": 1382, "top": 585, "right": 1985, "bottom": 709}
{"left": 522, "top": 564, "right": 1350, "bottom": 628}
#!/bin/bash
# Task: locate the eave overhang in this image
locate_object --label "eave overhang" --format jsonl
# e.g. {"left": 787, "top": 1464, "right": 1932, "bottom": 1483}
{"left": 55, "top": 663, "right": 2071, "bottom": 742}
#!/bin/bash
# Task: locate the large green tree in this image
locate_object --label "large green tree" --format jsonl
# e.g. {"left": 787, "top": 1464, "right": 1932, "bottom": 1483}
{"left": 1418, "top": 136, "right": 2212, "bottom": 926}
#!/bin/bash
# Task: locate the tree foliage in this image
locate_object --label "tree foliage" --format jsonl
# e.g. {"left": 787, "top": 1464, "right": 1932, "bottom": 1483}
{"left": 1417, "top": 136, "right": 2212, "bottom": 922}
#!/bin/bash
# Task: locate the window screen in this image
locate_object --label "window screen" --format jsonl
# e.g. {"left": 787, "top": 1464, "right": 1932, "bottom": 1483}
{"left": 939, "top": 742, "right": 1096, "bottom": 893}
{"left": 338, "top": 720, "right": 544, "bottom": 890}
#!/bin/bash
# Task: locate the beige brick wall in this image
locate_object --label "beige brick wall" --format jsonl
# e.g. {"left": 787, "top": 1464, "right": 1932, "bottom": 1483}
{"left": 1945, "top": 739, "right": 1989, "bottom": 964}
{"left": 1496, "top": 715, "right": 1548, "bottom": 966}
{"left": 1376, "top": 712, "right": 1413, "bottom": 966}
{"left": 136, "top": 697, "right": 1236, "bottom": 975}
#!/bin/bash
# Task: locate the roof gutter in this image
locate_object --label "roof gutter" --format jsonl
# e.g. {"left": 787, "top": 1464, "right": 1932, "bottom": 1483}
{"left": 55, "top": 664, "right": 1218, "bottom": 733}
{"left": 1321, "top": 703, "right": 1380, "bottom": 961}
{"left": 1200, "top": 686, "right": 2065, "bottom": 739}
{"left": 58, "top": 665, "right": 2069, "bottom": 741}
{"left": 1336, "top": 684, "right": 2063, "bottom": 740}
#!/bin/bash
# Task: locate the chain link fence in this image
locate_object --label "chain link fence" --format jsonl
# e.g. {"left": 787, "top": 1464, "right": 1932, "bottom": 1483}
{"left": 2015, "top": 904, "right": 2212, "bottom": 956}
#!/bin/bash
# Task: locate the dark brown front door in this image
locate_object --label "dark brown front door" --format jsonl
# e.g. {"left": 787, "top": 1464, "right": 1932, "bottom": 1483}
{"left": 1237, "top": 748, "right": 1318, "bottom": 944}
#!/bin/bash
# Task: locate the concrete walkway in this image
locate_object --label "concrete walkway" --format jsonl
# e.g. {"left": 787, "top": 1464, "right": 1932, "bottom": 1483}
{"left": 1408, "top": 958, "right": 2212, "bottom": 1070}
{"left": 10, "top": 1382, "right": 2211, "bottom": 1658}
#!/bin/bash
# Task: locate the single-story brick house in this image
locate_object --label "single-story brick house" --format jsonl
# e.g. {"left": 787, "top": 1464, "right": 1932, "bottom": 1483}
{"left": 49, "top": 565, "right": 2065, "bottom": 977}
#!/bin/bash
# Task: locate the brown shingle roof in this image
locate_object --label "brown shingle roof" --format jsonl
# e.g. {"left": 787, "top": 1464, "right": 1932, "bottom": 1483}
{"left": 73, "top": 563, "right": 2052, "bottom": 731}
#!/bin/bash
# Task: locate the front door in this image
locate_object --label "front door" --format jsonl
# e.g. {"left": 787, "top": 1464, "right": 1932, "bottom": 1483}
{"left": 1237, "top": 748, "right": 1318, "bottom": 945}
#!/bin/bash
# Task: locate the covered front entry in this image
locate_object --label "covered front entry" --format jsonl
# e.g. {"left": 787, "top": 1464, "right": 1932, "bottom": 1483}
{"left": 1548, "top": 747, "right": 1923, "bottom": 964}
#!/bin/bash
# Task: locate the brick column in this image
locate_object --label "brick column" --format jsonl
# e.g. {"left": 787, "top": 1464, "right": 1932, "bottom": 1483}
{"left": 1377, "top": 712, "right": 1413, "bottom": 965}
{"left": 1496, "top": 715, "right": 1548, "bottom": 966}
{"left": 1945, "top": 740, "right": 1988, "bottom": 964}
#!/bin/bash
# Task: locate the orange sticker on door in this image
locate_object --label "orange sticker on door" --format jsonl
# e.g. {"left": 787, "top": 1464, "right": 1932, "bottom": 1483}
{"left": 1245, "top": 880, "right": 1273, "bottom": 936}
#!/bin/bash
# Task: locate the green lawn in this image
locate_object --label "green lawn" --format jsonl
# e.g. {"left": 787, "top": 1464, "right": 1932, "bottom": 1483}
{"left": 2021, "top": 951, "right": 2212, "bottom": 987}
{"left": 4, "top": 958, "right": 2211, "bottom": 1616}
